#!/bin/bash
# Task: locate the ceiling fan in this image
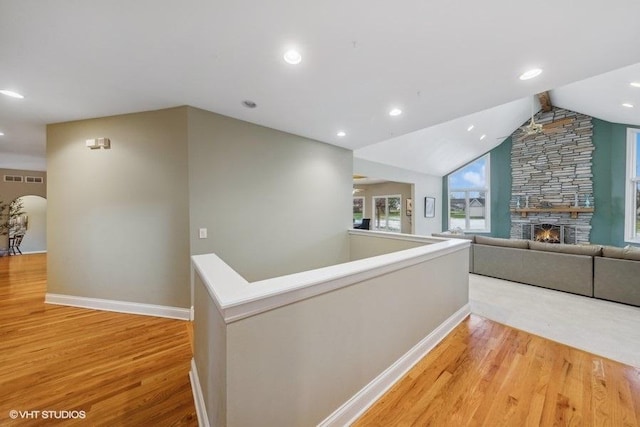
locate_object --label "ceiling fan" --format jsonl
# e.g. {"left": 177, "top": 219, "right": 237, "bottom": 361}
{"left": 517, "top": 94, "right": 572, "bottom": 141}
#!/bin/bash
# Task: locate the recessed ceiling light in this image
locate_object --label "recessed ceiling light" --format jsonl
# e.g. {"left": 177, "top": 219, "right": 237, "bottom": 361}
{"left": 389, "top": 108, "right": 402, "bottom": 116}
{"left": 0, "top": 89, "right": 24, "bottom": 99}
{"left": 283, "top": 49, "right": 302, "bottom": 65}
{"left": 479, "top": 134, "right": 486, "bottom": 140}
{"left": 630, "top": 82, "right": 640, "bottom": 88}
{"left": 337, "top": 131, "right": 346, "bottom": 137}
{"left": 0, "top": 132, "right": 4, "bottom": 136}
{"left": 519, "top": 68, "right": 543, "bottom": 80}
{"left": 622, "top": 103, "right": 634, "bottom": 108}
{"left": 242, "top": 100, "right": 257, "bottom": 108}
{"left": 467, "top": 125, "right": 474, "bottom": 132}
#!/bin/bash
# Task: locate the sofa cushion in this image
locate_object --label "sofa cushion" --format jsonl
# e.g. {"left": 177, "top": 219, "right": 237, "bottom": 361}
{"left": 529, "top": 241, "right": 603, "bottom": 256}
{"left": 602, "top": 246, "right": 625, "bottom": 259}
{"left": 475, "top": 235, "right": 529, "bottom": 249}
{"left": 623, "top": 245, "right": 640, "bottom": 261}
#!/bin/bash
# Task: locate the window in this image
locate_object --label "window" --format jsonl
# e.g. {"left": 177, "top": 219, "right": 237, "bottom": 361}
{"left": 447, "top": 155, "right": 490, "bottom": 232}
{"left": 353, "top": 197, "right": 364, "bottom": 223}
{"left": 372, "top": 195, "right": 401, "bottom": 232}
{"left": 625, "top": 128, "right": 640, "bottom": 242}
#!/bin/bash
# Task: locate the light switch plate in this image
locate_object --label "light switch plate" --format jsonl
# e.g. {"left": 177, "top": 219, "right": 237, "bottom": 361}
{"left": 199, "top": 228, "right": 207, "bottom": 239}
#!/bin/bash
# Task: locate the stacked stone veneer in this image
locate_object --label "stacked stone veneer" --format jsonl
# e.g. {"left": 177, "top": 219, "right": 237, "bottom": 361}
{"left": 510, "top": 107, "right": 594, "bottom": 244}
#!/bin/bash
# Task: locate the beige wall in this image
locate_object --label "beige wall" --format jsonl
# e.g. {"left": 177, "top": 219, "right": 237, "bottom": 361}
{"left": 187, "top": 107, "right": 352, "bottom": 282}
{"left": 354, "top": 181, "right": 412, "bottom": 233}
{"left": 46, "top": 105, "right": 353, "bottom": 306}
{"left": 46, "top": 107, "right": 191, "bottom": 307}
{"left": 0, "top": 168, "right": 47, "bottom": 201}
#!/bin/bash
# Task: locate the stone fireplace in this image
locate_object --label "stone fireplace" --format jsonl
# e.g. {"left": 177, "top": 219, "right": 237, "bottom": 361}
{"left": 510, "top": 107, "right": 594, "bottom": 244}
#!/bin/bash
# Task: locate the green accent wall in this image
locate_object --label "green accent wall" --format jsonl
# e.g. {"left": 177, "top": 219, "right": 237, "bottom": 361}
{"left": 591, "top": 119, "right": 639, "bottom": 246}
{"left": 489, "top": 137, "right": 512, "bottom": 238}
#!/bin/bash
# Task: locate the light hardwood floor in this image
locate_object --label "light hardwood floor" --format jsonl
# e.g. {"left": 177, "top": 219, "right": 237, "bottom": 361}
{"left": 355, "top": 314, "right": 640, "bottom": 426}
{"left": 0, "top": 254, "right": 197, "bottom": 426}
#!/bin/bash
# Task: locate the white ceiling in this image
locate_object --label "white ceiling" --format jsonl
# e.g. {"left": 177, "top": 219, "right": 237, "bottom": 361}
{"left": 1, "top": 1, "right": 640, "bottom": 173}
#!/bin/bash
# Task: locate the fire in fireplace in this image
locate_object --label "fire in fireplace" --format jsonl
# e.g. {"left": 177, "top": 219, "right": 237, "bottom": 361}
{"left": 533, "top": 224, "right": 562, "bottom": 243}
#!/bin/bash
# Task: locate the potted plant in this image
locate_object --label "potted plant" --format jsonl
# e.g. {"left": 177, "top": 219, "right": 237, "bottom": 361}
{"left": 0, "top": 199, "right": 26, "bottom": 256}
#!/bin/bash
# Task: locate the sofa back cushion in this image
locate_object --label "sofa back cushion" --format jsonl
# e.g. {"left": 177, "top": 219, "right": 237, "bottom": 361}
{"left": 602, "top": 246, "right": 625, "bottom": 259}
{"left": 623, "top": 245, "right": 640, "bottom": 261}
{"left": 529, "top": 241, "right": 603, "bottom": 256}
{"left": 602, "top": 245, "right": 640, "bottom": 260}
{"left": 475, "top": 235, "right": 529, "bottom": 249}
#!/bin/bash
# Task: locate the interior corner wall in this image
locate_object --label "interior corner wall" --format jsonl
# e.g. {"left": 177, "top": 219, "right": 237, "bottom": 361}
{"left": 46, "top": 107, "right": 191, "bottom": 308}
{"left": 353, "top": 158, "right": 442, "bottom": 236}
{"left": 187, "top": 107, "right": 352, "bottom": 282}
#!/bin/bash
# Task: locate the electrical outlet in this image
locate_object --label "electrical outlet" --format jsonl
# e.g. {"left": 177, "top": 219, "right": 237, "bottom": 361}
{"left": 199, "top": 228, "right": 207, "bottom": 239}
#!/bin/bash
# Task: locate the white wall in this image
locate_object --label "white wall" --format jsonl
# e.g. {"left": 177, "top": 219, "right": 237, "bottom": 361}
{"left": 18, "top": 195, "right": 47, "bottom": 253}
{"left": 354, "top": 158, "right": 442, "bottom": 236}
{"left": 188, "top": 107, "right": 352, "bottom": 282}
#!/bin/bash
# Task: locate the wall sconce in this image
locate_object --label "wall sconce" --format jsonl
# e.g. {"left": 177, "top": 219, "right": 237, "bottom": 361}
{"left": 86, "top": 137, "right": 111, "bottom": 150}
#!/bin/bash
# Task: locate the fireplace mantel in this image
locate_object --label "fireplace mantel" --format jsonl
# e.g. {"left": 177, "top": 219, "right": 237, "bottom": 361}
{"left": 511, "top": 207, "right": 594, "bottom": 219}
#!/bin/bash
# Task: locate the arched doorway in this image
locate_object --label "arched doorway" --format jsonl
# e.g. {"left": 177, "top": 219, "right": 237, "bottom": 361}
{"left": 13, "top": 195, "right": 47, "bottom": 254}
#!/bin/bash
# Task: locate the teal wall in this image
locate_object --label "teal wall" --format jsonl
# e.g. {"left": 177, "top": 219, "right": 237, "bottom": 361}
{"left": 591, "top": 119, "right": 639, "bottom": 246}
{"left": 489, "top": 137, "right": 512, "bottom": 238}
{"left": 442, "top": 118, "right": 639, "bottom": 245}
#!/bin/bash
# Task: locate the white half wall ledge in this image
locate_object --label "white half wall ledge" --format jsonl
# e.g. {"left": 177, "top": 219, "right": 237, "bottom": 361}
{"left": 318, "top": 303, "right": 471, "bottom": 426}
{"left": 192, "top": 230, "right": 470, "bottom": 324}
{"left": 44, "top": 293, "right": 191, "bottom": 320}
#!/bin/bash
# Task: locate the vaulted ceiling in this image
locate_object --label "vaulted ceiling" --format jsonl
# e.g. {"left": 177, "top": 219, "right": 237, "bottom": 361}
{"left": 1, "top": 1, "right": 639, "bottom": 173}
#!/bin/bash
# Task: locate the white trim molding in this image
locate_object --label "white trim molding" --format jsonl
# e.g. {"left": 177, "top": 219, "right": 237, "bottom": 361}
{"left": 45, "top": 293, "right": 191, "bottom": 320}
{"left": 189, "top": 358, "right": 210, "bottom": 427}
{"left": 318, "top": 303, "right": 471, "bottom": 426}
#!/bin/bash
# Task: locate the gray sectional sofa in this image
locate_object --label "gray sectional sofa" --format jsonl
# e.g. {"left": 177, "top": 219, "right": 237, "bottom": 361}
{"left": 431, "top": 233, "right": 640, "bottom": 307}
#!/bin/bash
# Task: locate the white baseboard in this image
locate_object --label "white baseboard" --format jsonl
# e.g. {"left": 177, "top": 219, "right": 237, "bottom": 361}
{"left": 190, "top": 358, "right": 210, "bottom": 427}
{"left": 22, "top": 250, "right": 47, "bottom": 254}
{"left": 45, "top": 293, "right": 191, "bottom": 320}
{"left": 318, "top": 303, "right": 471, "bottom": 426}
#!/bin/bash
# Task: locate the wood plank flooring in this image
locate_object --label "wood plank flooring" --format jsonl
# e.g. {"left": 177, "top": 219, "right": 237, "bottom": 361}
{"left": 0, "top": 254, "right": 197, "bottom": 426}
{"left": 354, "top": 314, "right": 640, "bottom": 427}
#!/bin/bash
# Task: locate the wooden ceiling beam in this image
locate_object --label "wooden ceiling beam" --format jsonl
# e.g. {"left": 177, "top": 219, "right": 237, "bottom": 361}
{"left": 537, "top": 91, "right": 552, "bottom": 112}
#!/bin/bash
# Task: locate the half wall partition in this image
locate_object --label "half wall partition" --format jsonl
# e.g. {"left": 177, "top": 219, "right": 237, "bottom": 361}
{"left": 190, "top": 230, "right": 470, "bottom": 426}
